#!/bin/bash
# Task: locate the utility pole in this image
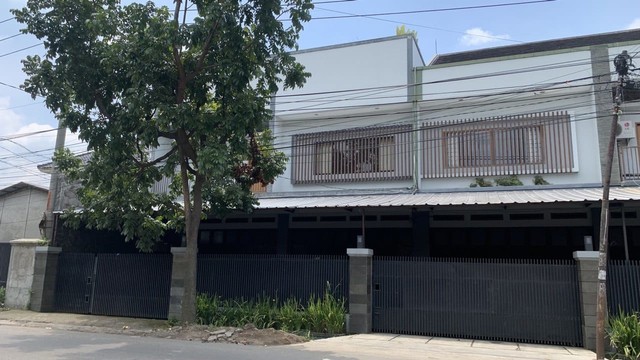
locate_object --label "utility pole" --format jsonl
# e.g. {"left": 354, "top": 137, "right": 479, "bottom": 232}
{"left": 595, "top": 50, "right": 632, "bottom": 360}
{"left": 43, "top": 125, "right": 66, "bottom": 244}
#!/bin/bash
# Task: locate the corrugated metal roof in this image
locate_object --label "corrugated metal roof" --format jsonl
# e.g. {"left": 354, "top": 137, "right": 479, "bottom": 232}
{"left": 429, "top": 29, "right": 640, "bottom": 66}
{"left": 256, "top": 187, "right": 640, "bottom": 209}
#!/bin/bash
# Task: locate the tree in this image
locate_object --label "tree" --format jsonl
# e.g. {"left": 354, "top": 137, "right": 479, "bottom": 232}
{"left": 12, "top": 0, "right": 312, "bottom": 322}
{"left": 395, "top": 25, "right": 417, "bottom": 40}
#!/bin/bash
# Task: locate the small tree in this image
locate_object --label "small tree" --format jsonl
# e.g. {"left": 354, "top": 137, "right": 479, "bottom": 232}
{"left": 13, "top": 0, "right": 312, "bottom": 322}
{"left": 395, "top": 25, "right": 417, "bottom": 39}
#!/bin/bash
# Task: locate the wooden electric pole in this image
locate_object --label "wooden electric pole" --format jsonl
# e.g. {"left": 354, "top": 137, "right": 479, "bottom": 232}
{"left": 595, "top": 50, "right": 631, "bottom": 360}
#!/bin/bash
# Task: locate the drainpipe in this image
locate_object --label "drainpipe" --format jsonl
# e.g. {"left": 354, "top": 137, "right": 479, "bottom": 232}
{"left": 412, "top": 68, "right": 422, "bottom": 192}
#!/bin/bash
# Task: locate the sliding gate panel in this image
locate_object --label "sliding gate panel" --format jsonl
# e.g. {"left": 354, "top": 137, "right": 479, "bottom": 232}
{"left": 372, "top": 257, "right": 582, "bottom": 346}
{"left": 0, "top": 243, "right": 11, "bottom": 288}
{"left": 54, "top": 253, "right": 96, "bottom": 314}
{"left": 91, "top": 254, "right": 172, "bottom": 319}
{"left": 54, "top": 253, "right": 172, "bottom": 319}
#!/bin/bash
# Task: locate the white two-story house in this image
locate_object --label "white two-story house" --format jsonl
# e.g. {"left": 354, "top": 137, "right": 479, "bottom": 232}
{"left": 195, "top": 29, "right": 640, "bottom": 260}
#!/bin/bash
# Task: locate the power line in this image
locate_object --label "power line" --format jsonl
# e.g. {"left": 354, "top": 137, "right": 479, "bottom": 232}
{"left": 0, "top": 17, "right": 16, "bottom": 24}
{"left": 0, "top": 43, "right": 43, "bottom": 58}
{"left": 296, "top": 0, "right": 555, "bottom": 20}
{"left": 0, "top": 33, "right": 23, "bottom": 42}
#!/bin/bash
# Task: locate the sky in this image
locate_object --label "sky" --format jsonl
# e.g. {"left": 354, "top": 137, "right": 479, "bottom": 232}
{"left": 0, "top": 0, "right": 638, "bottom": 189}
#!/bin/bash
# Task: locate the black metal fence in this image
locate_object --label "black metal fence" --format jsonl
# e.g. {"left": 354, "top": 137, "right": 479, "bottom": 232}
{"left": 0, "top": 243, "right": 10, "bottom": 288}
{"left": 197, "top": 254, "right": 349, "bottom": 303}
{"left": 608, "top": 260, "right": 640, "bottom": 315}
{"left": 372, "top": 257, "right": 583, "bottom": 346}
{"left": 55, "top": 253, "right": 172, "bottom": 319}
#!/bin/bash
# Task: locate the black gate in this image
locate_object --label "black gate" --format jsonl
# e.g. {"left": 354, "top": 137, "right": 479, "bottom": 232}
{"left": 372, "top": 257, "right": 583, "bottom": 346}
{"left": 55, "top": 253, "right": 172, "bottom": 319}
{"left": 608, "top": 260, "right": 640, "bottom": 315}
{"left": 198, "top": 254, "right": 348, "bottom": 303}
{"left": 0, "top": 243, "right": 11, "bottom": 288}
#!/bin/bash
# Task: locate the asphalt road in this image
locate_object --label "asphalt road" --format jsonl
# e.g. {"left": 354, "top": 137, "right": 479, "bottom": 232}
{"left": 0, "top": 326, "right": 357, "bottom": 360}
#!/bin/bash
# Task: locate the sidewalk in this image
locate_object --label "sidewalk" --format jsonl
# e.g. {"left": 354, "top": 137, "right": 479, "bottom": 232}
{"left": 291, "top": 333, "right": 597, "bottom": 360}
{"left": 0, "top": 309, "right": 596, "bottom": 360}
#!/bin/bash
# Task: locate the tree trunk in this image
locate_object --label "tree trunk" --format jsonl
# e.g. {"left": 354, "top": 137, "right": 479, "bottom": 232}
{"left": 178, "top": 157, "right": 204, "bottom": 323}
{"left": 181, "top": 205, "right": 200, "bottom": 323}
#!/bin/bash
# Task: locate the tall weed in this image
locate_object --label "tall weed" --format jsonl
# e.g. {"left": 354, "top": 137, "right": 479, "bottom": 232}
{"left": 195, "top": 282, "right": 346, "bottom": 335}
{"left": 305, "top": 283, "right": 346, "bottom": 334}
{"left": 608, "top": 310, "right": 640, "bottom": 360}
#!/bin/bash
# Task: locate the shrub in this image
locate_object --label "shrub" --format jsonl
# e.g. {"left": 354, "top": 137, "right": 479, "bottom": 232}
{"left": 469, "top": 177, "right": 493, "bottom": 187}
{"left": 196, "top": 293, "right": 222, "bottom": 326}
{"left": 279, "top": 298, "right": 305, "bottom": 332}
{"left": 195, "top": 283, "right": 346, "bottom": 335}
{"left": 608, "top": 310, "right": 640, "bottom": 360}
{"left": 305, "top": 282, "right": 346, "bottom": 334}
{"left": 494, "top": 175, "right": 523, "bottom": 186}
{"left": 0, "top": 286, "right": 4, "bottom": 308}
{"left": 533, "top": 175, "right": 550, "bottom": 185}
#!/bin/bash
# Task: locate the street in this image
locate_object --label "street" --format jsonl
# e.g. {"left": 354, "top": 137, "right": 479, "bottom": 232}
{"left": 0, "top": 326, "right": 351, "bottom": 360}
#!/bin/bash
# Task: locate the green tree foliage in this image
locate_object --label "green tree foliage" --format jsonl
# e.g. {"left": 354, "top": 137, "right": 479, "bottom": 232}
{"left": 395, "top": 25, "right": 417, "bottom": 39}
{"left": 12, "top": 0, "right": 312, "bottom": 322}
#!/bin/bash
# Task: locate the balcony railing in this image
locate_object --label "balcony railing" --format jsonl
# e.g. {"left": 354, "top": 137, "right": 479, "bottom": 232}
{"left": 619, "top": 146, "right": 640, "bottom": 181}
{"left": 422, "top": 111, "right": 575, "bottom": 179}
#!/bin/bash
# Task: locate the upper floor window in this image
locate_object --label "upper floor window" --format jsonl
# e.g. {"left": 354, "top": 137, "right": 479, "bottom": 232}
{"left": 423, "top": 112, "right": 575, "bottom": 178}
{"left": 292, "top": 125, "right": 412, "bottom": 184}
{"left": 444, "top": 125, "right": 543, "bottom": 168}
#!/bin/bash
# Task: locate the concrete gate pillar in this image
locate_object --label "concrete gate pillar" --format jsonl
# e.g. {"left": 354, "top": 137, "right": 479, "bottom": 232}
{"left": 573, "top": 251, "right": 599, "bottom": 351}
{"left": 5, "top": 239, "right": 39, "bottom": 309}
{"left": 347, "top": 248, "right": 373, "bottom": 334}
{"left": 168, "top": 247, "right": 187, "bottom": 320}
{"left": 30, "top": 246, "right": 62, "bottom": 312}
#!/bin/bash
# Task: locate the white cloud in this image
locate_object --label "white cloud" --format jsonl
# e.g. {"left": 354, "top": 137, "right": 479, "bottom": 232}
{"left": 0, "top": 98, "right": 86, "bottom": 188}
{"left": 628, "top": 18, "right": 640, "bottom": 30}
{"left": 460, "top": 27, "right": 511, "bottom": 47}
{"left": 0, "top": 97, "right": 26, "bottom": 133}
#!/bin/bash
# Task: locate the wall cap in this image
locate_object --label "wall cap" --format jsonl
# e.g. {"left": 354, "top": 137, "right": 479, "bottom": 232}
{"left": 573, "top": 251, "right": 599, "bottom": 260}
{"left": 9, "top": 239, "right": 40, "bottom": 247}
{"left": 171, "top": 247, "right": 187, "bottom": 254}
{"left": 347, "top": 248, "right": 374, "bottom": 257}
{"left": 35, "top": 246, "right": 62, "bottom": 254}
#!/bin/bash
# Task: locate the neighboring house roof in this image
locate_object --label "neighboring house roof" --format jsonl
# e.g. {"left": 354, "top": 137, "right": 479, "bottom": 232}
{"left": 0, "top": 182, "right": 48, "bottom": 197}
{"left": 37, "top": 151, "right": 93, "bottom": 174}
{"left": 255, "top": 187, "right": 640, "bottom": 209}
{"left": 430, "top": 28, "right": 640, "bottom": 66}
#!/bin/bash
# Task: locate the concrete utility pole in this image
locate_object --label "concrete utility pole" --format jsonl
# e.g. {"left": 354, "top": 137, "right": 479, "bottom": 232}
{"left": 595, "top": 50, "right": 632, "bottom": 360}
{"left": 43, "top": 125, "right": 66, "bottom": 244}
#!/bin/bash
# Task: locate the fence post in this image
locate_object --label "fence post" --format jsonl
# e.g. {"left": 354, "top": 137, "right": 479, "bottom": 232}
{"left": 5, "top": 239, "right": 39, "bottom": 309}
{"left": 168, "top": 247, "right": 187, "bottom": 320}
{"left": 573, "top": 250, "right": 599, "bottom": 350}
{"left": 29, "top": 246, "right": 62, "bottom": 312}
{"left": 347, "top": 248, "right": 373, "bottom": 334}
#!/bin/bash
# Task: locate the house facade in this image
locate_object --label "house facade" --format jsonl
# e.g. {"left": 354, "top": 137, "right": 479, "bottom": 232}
{"left": 0, "top": 182, "right": 48, "bottom": 243}
{"left": 196, "top": 29, "right": 640, "bottom": 260}
{"left": 40, "top": 30, "right": 640, "bottom": 260}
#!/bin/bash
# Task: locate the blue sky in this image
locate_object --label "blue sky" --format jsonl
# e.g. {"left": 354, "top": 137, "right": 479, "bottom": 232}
{"left": 0, "top": 0, "right": 638, "bottom": 188}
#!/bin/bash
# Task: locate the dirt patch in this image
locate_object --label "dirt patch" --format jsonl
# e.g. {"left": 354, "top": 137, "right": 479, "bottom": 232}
{"left": 146, "top": 323, "right": 308, "bottom": 346}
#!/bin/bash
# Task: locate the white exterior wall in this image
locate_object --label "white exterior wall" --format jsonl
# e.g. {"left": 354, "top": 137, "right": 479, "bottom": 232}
{"left": 418, "top": 50, "right": 602, "bottom": 189}
{"left": 270, "top": 37, "right": 416, "bottom": 194}
{"left": 267, "top": 36, "right": 640, "bottom": 196}
{"left": 0, "top": 188, "right": 47, "bottom": 243}
{"left": 271, "top": 103, "right": 415, "bottom": 193}
{"left": 274, "top": 37, "right": 412, "bottom": 115}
